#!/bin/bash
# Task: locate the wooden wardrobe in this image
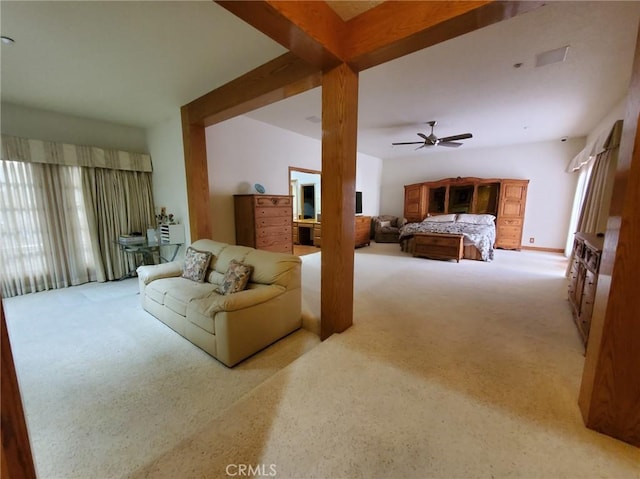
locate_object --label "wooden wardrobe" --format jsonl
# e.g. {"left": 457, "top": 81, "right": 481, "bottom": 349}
{"left": 403, "top": 177, "right": 528, "bottom": 250}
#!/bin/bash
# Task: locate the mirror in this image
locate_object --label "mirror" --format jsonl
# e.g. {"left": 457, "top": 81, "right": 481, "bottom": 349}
{"left": 448, "top": 185, "right": 474, "bottom": 213}
{"left": 289, "top": 167, "right": 321, "bottom": 221}
{"left": 476, "top": 183, "right": 500, "bottom": 215}
{"left": 428, "top": 187, "right": 447, "bottom": 214}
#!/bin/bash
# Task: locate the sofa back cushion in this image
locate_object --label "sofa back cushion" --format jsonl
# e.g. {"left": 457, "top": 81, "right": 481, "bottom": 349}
{"left": 190, "top": 239, "right": 252, "bottom": 279}
{"left": 244, "top": 249, "right": 301, "bottom": 289}
{"left": 214, "top": 244, "right": 254, "bottom": 273}
{"left": 188, "top": 239, "right": 300, "bottom": 290}
{"left": 190, "top": 239, "right": 228, "bottom": 260}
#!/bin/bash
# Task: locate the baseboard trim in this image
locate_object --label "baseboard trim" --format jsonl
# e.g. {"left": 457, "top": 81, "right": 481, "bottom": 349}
{"left": 520, "top": 245, "right": 565, "bottom": 253}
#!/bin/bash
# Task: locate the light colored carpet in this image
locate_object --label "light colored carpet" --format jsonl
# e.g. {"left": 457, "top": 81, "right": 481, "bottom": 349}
{"left": 4, "top": 277, "right": 320, "bottom": 479}
{"left": 5, "top": 243, "right": 640, "bottom": 478}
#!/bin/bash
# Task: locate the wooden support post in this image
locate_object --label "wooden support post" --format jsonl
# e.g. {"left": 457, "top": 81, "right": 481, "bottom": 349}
{"left": 320, "top": 63, "right": 359, "bottom": 340}
{"left": 578, "top": 24, "right": 640, "bottom": 446}
{"left": 181, "top": 108, "right": 211, "bottom": 241}
{"left": 1, "top": 300, "right": 37, "bottom": 479}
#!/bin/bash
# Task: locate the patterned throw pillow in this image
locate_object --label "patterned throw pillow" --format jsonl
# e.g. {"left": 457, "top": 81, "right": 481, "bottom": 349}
{"left": 216, "top": 260, "right": 253, "bottom": 295}
{"left": 181, "top": 247, "right": 213, "bottom": 282}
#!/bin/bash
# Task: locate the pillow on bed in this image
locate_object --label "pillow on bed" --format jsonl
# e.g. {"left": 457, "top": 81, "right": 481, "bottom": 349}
{"left": 424, "top": 214, "right": 456, "bottom": 223}
{"left": 456, "top": 214, "right": 496, "bottom": 225}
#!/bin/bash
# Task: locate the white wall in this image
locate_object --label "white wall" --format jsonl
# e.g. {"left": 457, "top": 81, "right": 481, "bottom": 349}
{"left": 356, "top": 151, "right": 383, "bottom": 217}
{"left": 206, "top": 116, "right": 383, "bottom": 244}
{"left": 380, "top": 138, "right": 584, "bottom": 249}
{"left": 146, "top": 113, "right": 191, "bottom": 249}
{"left": 1, "top": 102, "right": 148, "bottom": 153}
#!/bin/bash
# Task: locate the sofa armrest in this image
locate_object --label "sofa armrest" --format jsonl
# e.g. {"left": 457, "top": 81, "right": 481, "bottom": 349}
{"left": 137, "top": 261, "right": 182, "bottom": 285}
{"left": 206, "top": 285, "right": 285, "bottom": 314}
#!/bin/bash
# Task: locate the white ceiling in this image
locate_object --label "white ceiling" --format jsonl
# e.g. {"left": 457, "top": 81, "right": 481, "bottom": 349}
{"left": 2, "top": 1, "right": 639, "bottom": 161}
{"left": 0, "top": 1, "right": 286, "bottom": 127}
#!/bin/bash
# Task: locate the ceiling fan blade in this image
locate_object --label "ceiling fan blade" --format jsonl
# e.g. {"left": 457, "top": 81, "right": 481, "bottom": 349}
{"left": 394, "top": 126, "right": 472, "bottom": 149}
{"left": 439, "top": 133, "right": 472, "bottom": 143}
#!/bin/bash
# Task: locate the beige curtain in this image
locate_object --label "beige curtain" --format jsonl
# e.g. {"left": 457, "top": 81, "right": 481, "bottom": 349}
{"left": 1, "top": 135, "right": 152, "bottom": 172}
{"left": 0, "top": 160, "right": 95, "bottom": 297}
{"left": 83, "top": 168, "right": 155, "bottom": 281}
{"left": 576, "top": 120, "right": 623, "bottom": 235}
{"left": 565, "top": 121, "right": 622, "bottom": 277}
{"left": 576, "top": 148, "right": 614, "bottom": 234}
{"left": 1, "top": 134, "right": 156, "bottom": 295}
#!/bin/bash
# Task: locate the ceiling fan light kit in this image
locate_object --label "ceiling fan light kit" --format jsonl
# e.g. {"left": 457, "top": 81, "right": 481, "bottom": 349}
{"left": 392, "top": 121, "right": 472, "bottom": 150}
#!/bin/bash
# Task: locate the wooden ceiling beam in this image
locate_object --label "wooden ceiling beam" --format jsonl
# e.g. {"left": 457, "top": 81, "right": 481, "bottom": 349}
{"left": 216, "top": 0, "right": 347, "bottom": 71}
{"left": 215, "top": 2, "right": 546, "bottom": 73}
{"left": 184, "top": 52, "right": 321, "bottom": 127}
{"left": 345, "top": 1, "right": 544, "bottom": 71}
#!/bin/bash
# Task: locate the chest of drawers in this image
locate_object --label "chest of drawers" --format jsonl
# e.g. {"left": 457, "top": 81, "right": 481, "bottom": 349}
{"left": 355, "top": 216, "right": 371, "bottom": 247}
{"left": 234, "top": 195, "right": 293, "bottom": 253}
{"left": 567, "top": 232, "right": 603, "bottom": 347}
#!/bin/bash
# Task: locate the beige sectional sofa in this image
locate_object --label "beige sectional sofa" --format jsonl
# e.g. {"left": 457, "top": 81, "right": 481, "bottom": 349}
{"left": 137, "top": 239, "right": 302, "bottom": 367}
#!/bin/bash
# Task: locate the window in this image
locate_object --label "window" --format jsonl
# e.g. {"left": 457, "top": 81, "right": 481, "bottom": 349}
{"left": 0, "top": 160, "right": 95, "bottom": 296}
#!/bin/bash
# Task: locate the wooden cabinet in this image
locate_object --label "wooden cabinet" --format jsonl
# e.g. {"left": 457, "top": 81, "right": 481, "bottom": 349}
{"left": 233, "top": 194, "right": 293, "bottom": 254}
{"left": 413, "top": 233, "right": 464, "bottom": 262}
{"left": 404, "top": 183, "right": 427, "bottom": 222}
{"left": 403, "top": 177, "right": 529, "bottom": 250}
{"left": 313, "top": 223, "right": 322, "bottom": 247}
{"left": 294, "top": 217, "right": 369, "bottom": 248}
{"left": 568, "top": 233, "right": 603, "bottom": 347}
{"left": 355, "top": 216, "right": 371, "bottom": 248}
{"left": 292, "top": 221, "right": 314, "bottom": 246}
{"left": 495, "top": 180, "right": 528, "bottom": 250}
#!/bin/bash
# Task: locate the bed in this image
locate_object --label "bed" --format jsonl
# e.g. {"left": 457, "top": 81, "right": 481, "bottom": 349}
{"left": 399, "top": 213, "right": 496, "bottom": 261}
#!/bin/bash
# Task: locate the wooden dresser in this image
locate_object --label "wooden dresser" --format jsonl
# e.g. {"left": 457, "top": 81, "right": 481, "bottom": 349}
{"left": 313, "top": 223, "right": 322, "bottom": 247}
{"left": 567, "top": 232, "right": 604, "bottom": 347}
{"left": 233, "top": 194, "right": 293, "bottom": 253}
{"left": 292, "top": 220, "right": 320, "bottom": 247}
{"left": 292, "top": 216, "right": 370, "bottom": 248}
{"left": 403, "top": 177, "right": 528, "bottom": 250}
{"left": 355, "top": 216, "right": 371, "bottom": 248}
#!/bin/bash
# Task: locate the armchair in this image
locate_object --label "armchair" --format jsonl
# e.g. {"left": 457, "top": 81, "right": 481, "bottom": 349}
{"left": 373, "top": 215, "right": 406, "bottom": 243}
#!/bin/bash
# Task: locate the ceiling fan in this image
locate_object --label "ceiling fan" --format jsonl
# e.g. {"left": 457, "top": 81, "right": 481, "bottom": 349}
{"left": 392, "top": 121, "right": 472, "bottom": 149}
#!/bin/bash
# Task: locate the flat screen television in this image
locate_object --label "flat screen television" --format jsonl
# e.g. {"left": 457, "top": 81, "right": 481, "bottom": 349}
{"left": 355, "top": 191, "right": 363, "bottom": 215}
